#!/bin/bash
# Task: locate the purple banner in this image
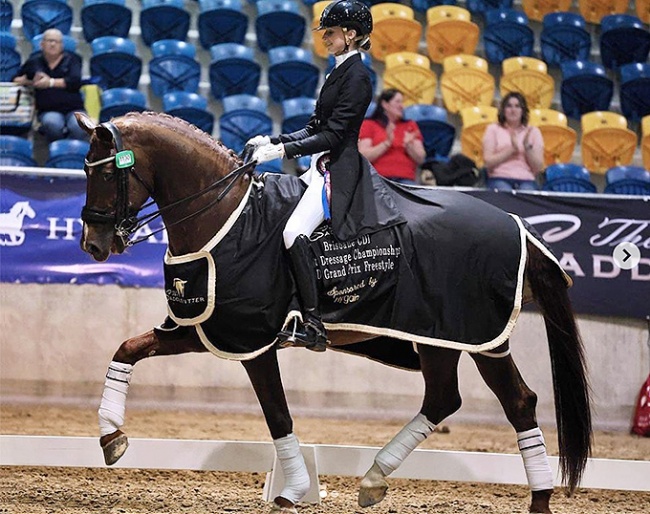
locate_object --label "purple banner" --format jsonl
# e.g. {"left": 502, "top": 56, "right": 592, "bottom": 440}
{"left": 1, "top": 174, "right": 648, "bottom": 319}
{"left": 0, "top": 174, "right": 166, "bottom": 287}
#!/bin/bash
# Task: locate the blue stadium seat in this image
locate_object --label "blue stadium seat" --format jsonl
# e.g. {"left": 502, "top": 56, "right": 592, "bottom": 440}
{"left": 560, "top": 60, "right": 613, "bottom": 120}
{"left": 162, "top": 92, "right": 215, "bottom": 135}
{"left": 483, "top": 8, "right": 534, "bottom": 64}
{"left": 604, "top": 166, "right": 650, "bottom": 195}
{"left": 209, "top": 43, "right": 261, "bottom": 100}
{"left": 403, "top": 104, "right": 456, "bottom": 160}
{"left": 540, "top": 12, "right": 591, "bottom": 68}
{"left": 0, "top": 37, "right": 20, "bottom": 81}
{"left": 619, "top": 63, "right": 650, "bottom": 123}
{"left": 81, "top": 0, "right": 132, "bottom": 43}
{"left": 542, "top": 163, "right": 596, "bottom": 193}
{"left": 45, "top": 139, "right": 90, "bottom": 169}
{"left": 20, "top": 0, "right": 73, "bottom": 41}
{"left": 219, "top": 95, "right": 272, "bottom": 153}
{"left": 0, "top": 31, "right": 15, "bottom": 48}
{"left": 90, "top": 36, "right": 142, "bottom": 89}
{"left": 0, "top": 1, "right": 13, "bottom": 32}
{"left": 198, "top": 0, "right": 248, "bottom": 50}
{"left": 599, "top": 14, "right": 650, "bottom": 70}
{"left": 149, "top": 40, "right": 201, "bottom": 97}
{"left": 255, "top": 0, "right": 306, "bottom": 52}
{"left": 281, "top": 96, "right": 316, "bottom": 133}
{"left": 268, "top": 46, "right": 320, "bottom": 103}
{"left": 0, "top": 135, "right": 37, "bottom": 167}
{"left": 140, "top": 0, "right": 190, "bottom": 46}
{"left": 99, "top": 87, "right": 147, "bottom": 123}
{"left": 467, "top": 0, "right": 513, "bottom": 16}
{"left": 255, "top": 159, "right": 283, "bottom": 174}
{"left": 327, "top": 52, "right": 378, "bottom": 94}
{"left": 222, "top": 93, "right": 267, "bottom": 114}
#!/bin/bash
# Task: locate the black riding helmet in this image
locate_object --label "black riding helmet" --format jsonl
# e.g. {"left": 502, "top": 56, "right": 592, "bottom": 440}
{"left": 315, "top": 0, "right": 373, "bottom": 43}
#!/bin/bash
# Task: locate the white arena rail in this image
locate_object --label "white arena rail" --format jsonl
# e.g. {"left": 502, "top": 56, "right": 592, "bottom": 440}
{"left": 1, "top": 435, "right": 649, "bottom": 504}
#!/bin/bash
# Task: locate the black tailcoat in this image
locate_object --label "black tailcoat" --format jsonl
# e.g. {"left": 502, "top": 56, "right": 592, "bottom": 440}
{"left": 271, "top": 53, "right": 404, "bottom": 241}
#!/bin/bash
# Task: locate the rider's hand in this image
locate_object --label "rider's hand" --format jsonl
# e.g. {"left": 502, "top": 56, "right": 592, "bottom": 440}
{"left": 252, "top": 142, "right": 285, "bottom": 164}
{"left": 245, "top": 135, "right": 271, "bottom": 151}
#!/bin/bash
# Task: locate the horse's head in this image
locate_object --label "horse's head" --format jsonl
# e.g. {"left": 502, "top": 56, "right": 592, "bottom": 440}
{"left": 76, "top": 112, "right": 153, "bottom": 261}
{"left": 14, "top": 201, "right": 35, "bottom": 219}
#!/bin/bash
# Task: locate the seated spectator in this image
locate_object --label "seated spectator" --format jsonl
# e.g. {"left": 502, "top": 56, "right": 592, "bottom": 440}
{"left": 13, "top": 29, "right": 88, "bottom": 143}
{"left": 482, "top": 92, "right": 544, "bottom": 191}
{"left": 358, "top": 88, "right": 426, "bottom": 185}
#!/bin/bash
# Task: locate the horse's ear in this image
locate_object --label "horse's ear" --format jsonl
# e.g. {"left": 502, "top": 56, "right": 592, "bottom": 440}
{"left": 75, "top": 112, "right": 96, "bottom": 135}
{"left": 95, "top": 125, "right": 115, "bottom": 143}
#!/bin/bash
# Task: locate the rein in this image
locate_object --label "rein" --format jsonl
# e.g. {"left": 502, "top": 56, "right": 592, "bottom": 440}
{"left": 82, "top": 122, "right": 255, "bottom": 247}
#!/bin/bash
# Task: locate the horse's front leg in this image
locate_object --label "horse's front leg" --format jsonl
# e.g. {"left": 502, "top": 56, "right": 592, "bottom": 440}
{"left": 242, "top": 347, "right": 309, "bottom": 514}
{"left": 99, "top": 326, "right": 206, "bottom": 465}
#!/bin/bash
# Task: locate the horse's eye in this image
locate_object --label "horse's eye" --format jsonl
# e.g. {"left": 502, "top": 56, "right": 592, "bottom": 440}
{"left": 101, "top": 169, "right": 116, "bottom": 182}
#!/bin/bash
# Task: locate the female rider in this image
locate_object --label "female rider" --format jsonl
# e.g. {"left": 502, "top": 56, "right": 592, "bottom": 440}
{"left": 248, "top": 0, "right": 403, "bottom": 353}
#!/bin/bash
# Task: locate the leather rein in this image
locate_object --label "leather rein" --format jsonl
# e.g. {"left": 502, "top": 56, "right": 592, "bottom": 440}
{"left": 81, "top": 122, "right": 256, "bottom": 247}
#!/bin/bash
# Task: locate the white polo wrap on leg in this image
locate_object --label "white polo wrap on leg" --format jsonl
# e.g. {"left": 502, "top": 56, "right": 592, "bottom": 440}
{"left": 517, "top": 427, "right": 554, "bottom": 491}
{"left": 273, "top": 433, "right": 310, "bottom": 504}
{"left": 98, "top": 361, "right": 133, "bottom": 437}
{"left": 375, "top": 413, "right": 436, "bottom": 476}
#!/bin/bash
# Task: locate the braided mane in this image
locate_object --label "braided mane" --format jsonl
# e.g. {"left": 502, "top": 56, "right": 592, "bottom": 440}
{"left": 117, "top": 111, "right": 242, "bottom": 171}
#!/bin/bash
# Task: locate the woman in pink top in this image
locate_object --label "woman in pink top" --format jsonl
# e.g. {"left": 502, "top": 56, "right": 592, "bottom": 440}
{"left": 483, "top": 92, "right": 545, "bottom": 191}
{"left": 358, "top": 88, "right": 426, "bottom": 184}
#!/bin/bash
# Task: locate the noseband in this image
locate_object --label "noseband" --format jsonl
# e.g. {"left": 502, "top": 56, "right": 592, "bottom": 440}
{"left": 82, "top": 122, "right": 256, "bottom": 247}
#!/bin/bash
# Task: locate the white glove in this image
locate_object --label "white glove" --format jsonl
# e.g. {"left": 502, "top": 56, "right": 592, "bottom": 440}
{"left": 245, "top": 135, "right": 270, "bottom": 150}
{"left": 253, "top": 142, "right": 285, "bottom": 164}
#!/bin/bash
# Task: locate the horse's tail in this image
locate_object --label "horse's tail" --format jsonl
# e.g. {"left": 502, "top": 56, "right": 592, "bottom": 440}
{"left": 526, "top": 242, "right": 592, "bottom": 495}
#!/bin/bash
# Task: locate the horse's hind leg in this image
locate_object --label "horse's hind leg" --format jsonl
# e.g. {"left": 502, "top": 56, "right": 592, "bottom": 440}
{"left": 242, "top": 348, "right": 308, "bottom": 513}
{"left": 470, "top": 347, "right": 553, "bottom": 514}
{"left": 359, "top": 345, "right": 462, "bottom": 507}
{"left": 99, "top": 325, "right": 206, "bottom": 465}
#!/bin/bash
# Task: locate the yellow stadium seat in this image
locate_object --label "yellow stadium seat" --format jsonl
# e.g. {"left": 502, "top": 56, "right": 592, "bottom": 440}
{"left": 370, "top": 3, "right": 422, "bottom": 61}
{"left": 578, "top": 0, "right": 628, "bottom": 24}
{"left": 642, "top": 115, "right": 650, "bottom": 170}
{"left": 522, "top": 0, "right": 573, "bottom": 22}
{"left": 529, "top": 108, "right": 577, "bottom": 166}
{"left": 637, "top": 0, "right": 650, "bottom": 24}
{"left": 460, "top": 105, "right": 498, "bottom": 167}
{"left": 425, "top": 5, "right": 480, "bottom": 64}
{"left": 383, "top": 52, "right": 437, "bottom": 106}
{"left": 311, "top": 1, "right": 330, "bottom": 59}
{"left": 580, "top": 111, "right": 637, "bottom": 173}
{"left": 499, "top": 57, "right": 555, "bottom": 110}
{"left": 440, "top": 54, "right": 495, "bottom": 114}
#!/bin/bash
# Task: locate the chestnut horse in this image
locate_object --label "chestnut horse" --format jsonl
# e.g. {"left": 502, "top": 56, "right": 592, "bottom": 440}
{"left": 75, "top": 112, "right": 591, "bottom": 514}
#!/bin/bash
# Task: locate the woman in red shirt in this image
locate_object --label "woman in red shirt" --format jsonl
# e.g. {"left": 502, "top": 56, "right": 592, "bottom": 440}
{"left": 358, "top": 88, "right": 426, "bottom": 184}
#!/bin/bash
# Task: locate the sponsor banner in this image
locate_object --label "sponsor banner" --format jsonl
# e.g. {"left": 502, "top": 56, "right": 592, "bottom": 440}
{"left": 465, "top": 190, "right": 649, "bottom": 320}
{"left": 0, "top": 174, "right": 167, "bottom": 287}
{"left": 1, "top": 175, "right": 648, "bottom": 318}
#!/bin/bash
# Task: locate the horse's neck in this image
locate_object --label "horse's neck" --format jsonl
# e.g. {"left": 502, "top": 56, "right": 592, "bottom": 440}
{"left": 149, "top": 135, "right": 245, "bottom": 255}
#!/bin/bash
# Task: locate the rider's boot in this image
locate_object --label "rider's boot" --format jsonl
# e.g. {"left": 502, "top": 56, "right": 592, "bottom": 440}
{"left": 278, "top": 235, "right": 327, "bottom": 352}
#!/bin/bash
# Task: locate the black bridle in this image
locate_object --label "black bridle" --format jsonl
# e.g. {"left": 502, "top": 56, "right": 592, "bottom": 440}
{"left": 81, "top": 122, "right": 256, "bottom": 247}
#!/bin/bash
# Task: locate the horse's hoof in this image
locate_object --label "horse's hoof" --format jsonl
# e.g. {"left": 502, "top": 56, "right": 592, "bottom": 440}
{"left": 358, "top": 464, "right": 388, "bottom": 507}
{"left": 269, "top": 501, "right": 298, "bottom": 513}
{"left": 101, "top": 431, "right": 129, "bottom": 465}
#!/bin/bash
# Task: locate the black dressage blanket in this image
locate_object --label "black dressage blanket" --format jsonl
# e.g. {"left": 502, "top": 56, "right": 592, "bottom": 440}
{"left": 158, "top": 173, "right": 566, "bottom": 370}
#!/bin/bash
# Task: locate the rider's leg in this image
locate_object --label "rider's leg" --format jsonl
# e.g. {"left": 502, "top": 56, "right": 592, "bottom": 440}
{"left": 280, "top": 172, "right": 327, "bottom": 351}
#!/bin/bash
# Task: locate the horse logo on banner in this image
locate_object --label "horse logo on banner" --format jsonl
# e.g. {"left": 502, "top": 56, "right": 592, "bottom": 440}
{"left": 0, "top": 201, "right": 36, "bottom": 246}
